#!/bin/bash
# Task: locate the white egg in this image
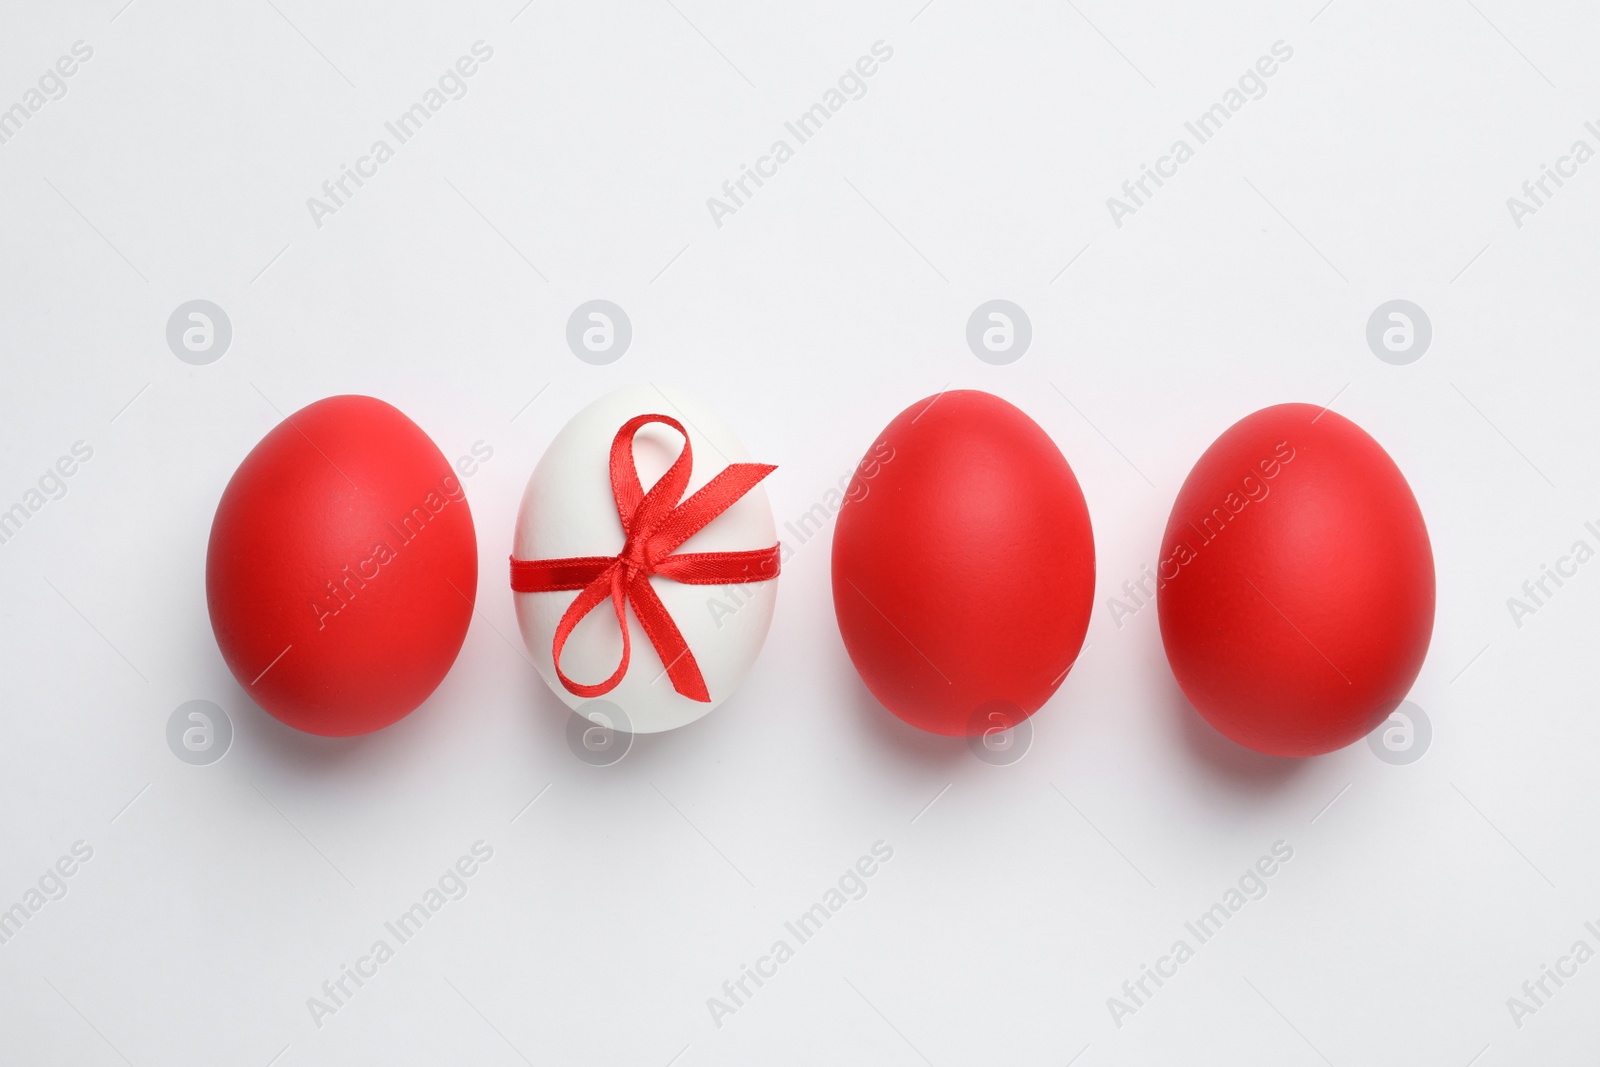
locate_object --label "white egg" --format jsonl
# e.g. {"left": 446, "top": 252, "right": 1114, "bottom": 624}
{"left": 512, "top": 383, "right": 779, "bottom": 733}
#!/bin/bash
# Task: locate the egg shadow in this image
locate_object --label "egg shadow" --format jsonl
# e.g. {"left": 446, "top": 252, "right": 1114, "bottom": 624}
{"left": 228, "top": 676, "right": 394, "bottom": 772}
{"left": 1160, "top": 673, "right": 1311, "bottom": 793}
{"left": 226, "top": 645, "right": 514, "bottom": 772}
{"left": 841, "top": 669, "right": 973, "bottom": 771}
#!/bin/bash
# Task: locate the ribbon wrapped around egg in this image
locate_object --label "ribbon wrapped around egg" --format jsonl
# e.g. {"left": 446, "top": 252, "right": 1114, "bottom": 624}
{"left": 511, "top": 384, "right": 781, "bottom": 734}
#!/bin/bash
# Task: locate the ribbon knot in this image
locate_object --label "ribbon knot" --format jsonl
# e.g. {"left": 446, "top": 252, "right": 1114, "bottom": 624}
{"left": 510, "top": 413, "right": 780, "bottom": 703}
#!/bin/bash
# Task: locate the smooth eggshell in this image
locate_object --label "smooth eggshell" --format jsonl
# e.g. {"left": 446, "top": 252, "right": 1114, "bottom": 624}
{"left": 206, "top": 395, "right": 478, "bottom": 736}
{"left": 1156, "top": 403, "right": 1435, "bottom": 757}
{"left": 512, "top": 384, "right": 778, "bottom": 734}
{"left": 831, "top": 390, "right": 1095, "bottom": 736}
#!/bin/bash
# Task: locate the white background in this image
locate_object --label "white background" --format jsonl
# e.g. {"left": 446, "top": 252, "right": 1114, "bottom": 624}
{"left": 2, "top": 1, "right": 1598, "bottom": 1064}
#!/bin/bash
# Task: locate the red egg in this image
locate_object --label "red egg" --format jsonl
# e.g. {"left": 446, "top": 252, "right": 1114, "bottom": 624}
{"left": 206, "top": 395, "right": 477, "bottom": 736}
{"left": 831, "top": 391, "right": 1095, "bottom": 736}
{"left": 1157, "top": 404, "right": 1434, "bottom": 757}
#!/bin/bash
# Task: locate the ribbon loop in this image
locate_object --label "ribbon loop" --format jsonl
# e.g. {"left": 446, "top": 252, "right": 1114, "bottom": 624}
{"left": 510, "top": 414, "right": 780, "bottom": 703}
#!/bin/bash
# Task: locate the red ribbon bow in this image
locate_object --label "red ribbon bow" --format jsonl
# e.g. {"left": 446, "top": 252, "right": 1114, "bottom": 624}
{"left": 509, "top": 413, "right": 780, "bottom": 703}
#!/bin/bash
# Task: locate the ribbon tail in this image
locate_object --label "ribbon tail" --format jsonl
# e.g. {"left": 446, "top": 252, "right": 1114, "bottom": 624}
{"left": 627, "top": 572, "right": 711, "bottom": 702}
